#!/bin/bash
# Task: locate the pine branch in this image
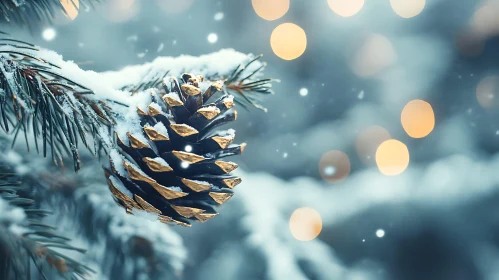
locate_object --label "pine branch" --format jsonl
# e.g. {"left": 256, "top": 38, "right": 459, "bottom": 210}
{"left": 0, "top": 38, "right": 273, "bottom": 230}
{"left": 0, "top": 156, "right": 93, "bottom": 280}
{"left": 118, "top": 53, "right": 274, "bottom": 112}
{"left": 0, "top": 0, "right": 101, "bottom": 29}
{"left": 0, "top": 38, "right": 116, "bottom": 172}
{"left": 0, "top": 40, "right": 272, "bottom": 174}
{"left": 24, "top": 158, "right": 187, "bottom": 279}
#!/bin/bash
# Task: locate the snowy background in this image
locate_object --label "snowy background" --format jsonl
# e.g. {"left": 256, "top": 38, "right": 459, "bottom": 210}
{"left": 4, "top": 0, "right": 499, "bottom": 279}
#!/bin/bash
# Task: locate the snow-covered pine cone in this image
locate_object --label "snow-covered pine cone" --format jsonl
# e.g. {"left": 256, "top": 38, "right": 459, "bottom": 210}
{"left": 105, "top": 74, "right": 245, "bottom": 227}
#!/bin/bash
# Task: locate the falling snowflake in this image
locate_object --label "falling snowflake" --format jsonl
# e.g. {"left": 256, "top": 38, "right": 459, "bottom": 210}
{"left": 299, "top": 88, "right": 308, "bottom": 96}
{"left": 157, "top": 43, "right": 164, "bottom": 53}
{"left": 214, "top": 12, "right": 224, "bottom": 21}
{"left": 323, "top": 166, "right": 336, "bottom": 176}
{"left": 207, "top": 33, "right": 218, "bottom": 44}
{"left": 358, "top": 90, "right": 365, "bottom": 100}
{"left": 42, "top": 28, "right": 56, "bottom": 41}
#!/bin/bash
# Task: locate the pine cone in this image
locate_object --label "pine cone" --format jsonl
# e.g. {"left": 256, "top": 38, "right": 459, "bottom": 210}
{"left": 105, "top": 74, "right": 245, "bottom": 227}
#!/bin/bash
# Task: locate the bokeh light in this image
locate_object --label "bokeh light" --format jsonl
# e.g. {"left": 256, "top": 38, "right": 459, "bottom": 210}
{"left": 375, "top": 139, "right": 410, "bottom": 176}
{"left": 476, "top": 75, "right": 499, "bottom": 109}
{"left": 356, "top": 125, "right": 391, "bottom": 165}
{"left": 214, "top": 12, "right": 224, "bottom": 21}
{"left": 289, "top": 207, "right": 322, "bottom": 241}
{"left": 351, "top": 34, "right": 396, "bottom": 77}
{"left": 251, "top": 0, "right": 289, "bottom": 21}
{"left": 101, "top": 0, "right": 138, "bottom": 22}
{"left": 60, "top": 0, "right": 79, "bottom": 20}
{"left": 327, "top": 0, "right": 364, "bottom": 17}
{"left": 42, "top": 28, "right": 57, "bottom": 41}
{"left": 207, "top": 33, "right": 218, "bottom": 44}
{"left": 156, "top": 0, "right": 195, "bottom": 14}
{"left": 319, "top": 150, "right": 350, "bottom": 183}
{"left": 390, "top": 0, "right": 426, "bottom": 18}
{"left": 471, "top": 1, "right": 499, "bottom": 39}
{"left": 270, "top": 23, "right": 307, "bottom": 60}
{"left": 401, "top": 100, "right": 435, "bottom": 138}
{"left": 376, "top": 229, "right": 386, "bottom": 238}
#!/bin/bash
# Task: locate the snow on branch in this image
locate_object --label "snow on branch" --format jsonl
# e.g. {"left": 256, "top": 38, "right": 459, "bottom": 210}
{"left": 0, "top": 151, "right": 93, "bottom": 279}
{"left": 23, "top": 159, "right": 187, "bottom": 279}
{"left": 0, "top": 38, "right": 272, "bottom": 171}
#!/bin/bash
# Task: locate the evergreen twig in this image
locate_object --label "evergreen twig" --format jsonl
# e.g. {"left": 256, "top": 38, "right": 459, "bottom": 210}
{"left": 0, "top": 160, "right": 93, "bottom": 280}
{"left": 0, "top": 39, "right": 272, "bottom": 172}
{"left": 0, "top": 0, "right": 101, "bottom": 30}
{"left": 0, "top": 39, "right": 115, "bottom": 171}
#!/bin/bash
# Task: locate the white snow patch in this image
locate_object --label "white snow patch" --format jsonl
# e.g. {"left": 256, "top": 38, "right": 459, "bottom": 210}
{"left": 109, "top": 150, "right": 127, "bottom": 177}
{"left": 149, "top": 157, "right": 170, "bottom": 167}
{"left": 109, "top": 176, "right": 133, "bottom": 199}
{"left": 153, "top": 122, "right": 169, "bottom": 137}
{"left": 132, "top": 208, "right": 159, "bottom": 221}
{"left": 100, "top": 49, "right": 262, "bottom": 91}
{"left": 167, "top": 186, "right": 183, "bottom": 192}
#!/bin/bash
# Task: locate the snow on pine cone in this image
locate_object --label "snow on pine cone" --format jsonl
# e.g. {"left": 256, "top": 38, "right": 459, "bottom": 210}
{"left": 104, "top": 73, "right": 245, "bottom": 227}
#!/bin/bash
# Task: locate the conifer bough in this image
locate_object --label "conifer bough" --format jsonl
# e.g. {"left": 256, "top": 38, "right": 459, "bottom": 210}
{"left": 0, "top": 0, "right": 97, "bottom": 29}
{"left": 0, "top": 38, "right": 273, "bottom": 227}
{"left": 0, "top": 159, "right": 93, "bottom": 279}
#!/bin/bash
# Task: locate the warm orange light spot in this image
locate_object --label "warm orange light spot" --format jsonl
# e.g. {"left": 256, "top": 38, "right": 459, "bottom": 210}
{"left": 60, "top": 0, "right": 79, "bottom": 20}
{"left": 327, "top": 0, "right": 364, "bottom": 17}
{"left": 289, "top": 207, "right": 322, "bottom": 241}
{"left": 101, "top": 0, "right": 138, "bottom": 22}
{"left": 356, "top": 126, "right": 392, "bottom": 165}
{"left": 156, "top": 0, "right": 195, "bottom": 14}
{"left": 375, "top": 139, "right": 410, "bottom": 176}
{"left": 476, "top": 75, "right": 499, "bottom": 109}
{"left": 401, "top": 100, "right": 435, "bottom": 138}
{"left": 390, "top": 0, "right": 426, "bottom": 18}
{"left": 252, "top": 0, "right": 289, "bottom": 21}
{"left": 270, "top": 23, "right": 307, "bottom": 61}
{"left": 351, "top": 34, "right": 396, "bottom": 77}
{"left": 319, "top": 150, "right": 350, "bottom": 183}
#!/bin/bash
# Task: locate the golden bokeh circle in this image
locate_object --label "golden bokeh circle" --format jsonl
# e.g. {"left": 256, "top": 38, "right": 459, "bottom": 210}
{"left": 60, "top": 0, "right": 79, "bottom": 20}
{"left": 289, "top": 207, "right": 323, "bottom": 241}
{"left": 252, "top": 0, "right": 289, "bottom": 21}
{"left": 319, "top": 150, "right": 350, "bottom": 183}
{"left": 356, "top": 125, "right": 391, "bottom": 165}
{"left": 270, "top": 23, "right": 307, "bottom": 60}
{"left": 476, "top": 75, "right": 499, "bottom": 109}
{"left": 327, "top": 0, "right": 364, "bottom": 17}
{"left": 401, "top": 100, "right": 435, "bottom": 138}
{"left": 390, "top": 0, "right": 426, "bottom": 18}
{"left": 375, "top": 139, "right": 410, "bottom": 176}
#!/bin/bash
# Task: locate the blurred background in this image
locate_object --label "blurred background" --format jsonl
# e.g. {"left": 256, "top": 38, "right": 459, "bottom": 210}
{"left": 4, "top": 0, "right": 499, "bottom": 279}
